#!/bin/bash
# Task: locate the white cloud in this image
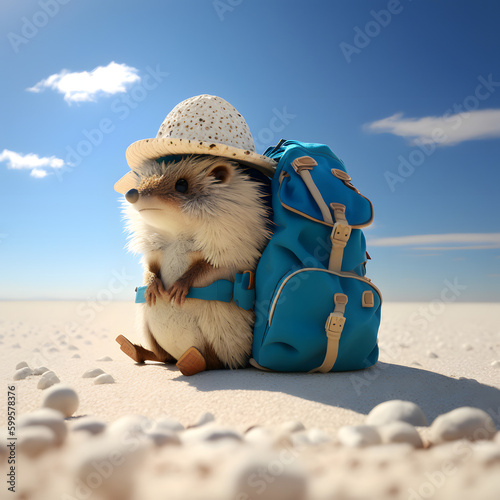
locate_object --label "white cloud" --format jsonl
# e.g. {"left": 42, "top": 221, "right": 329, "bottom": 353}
{"left": 27, "top": 61, "right": 140, "bottom": 103}
{"left": 365, "top": 109, "right": 500, "bottom": 146}
{"left": 0, "top": 149, "right": 65, "bottom": 178}
{"left": 369, "top": 233, "right": 500, "bottom": 250}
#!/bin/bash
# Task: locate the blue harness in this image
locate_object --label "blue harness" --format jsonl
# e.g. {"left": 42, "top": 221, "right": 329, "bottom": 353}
{"left": 134, "top": 271, "right": 255, "bottom": 311}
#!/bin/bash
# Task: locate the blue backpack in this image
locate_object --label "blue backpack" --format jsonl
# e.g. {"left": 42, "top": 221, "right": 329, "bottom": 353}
{"left": 249, "top": 140, "right": 382, "bottom": 373}
{"left": 135, "top": 140, "right": 381, "bottom": 373}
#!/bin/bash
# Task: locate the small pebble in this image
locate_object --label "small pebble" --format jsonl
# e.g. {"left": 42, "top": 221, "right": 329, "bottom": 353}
{"left": 68, "top": 344, "right": 79, "bottom": 351}
{"left": 71, "top": 354, "right": 81, "bottom": 359}
{"left": 366, "top": 400, "right": 428, "bottom": 426}
{"left": 338, "top": 425, "right": 381, "bottom": 448}
{"left": 108, "top": 415, "right": 152, "bottom": 438}
{"left": 430, "top": 407, "right": 497, "bottom": 444}
{"left": 13, "top": 367, "right": 33, "bottom": 380}
{"left": 17, "top": 425, "right": 56, "bottom": 457}
{"left": 190, "top": 411, "right": 215, "bottom": 428}
{"left": 97, "top": 356, "right": 113, "bottom": 362}
{"left": 462, "top": 343, "right": 474, "bottom": 351}
{"left": 15, "top": 361, "right": 29, "bottom": 370}
{"left": 71, "top": 417, "right": 107, "bottom": 435}
{"left": 93, "top": 373, "right": 115, "bottom": 385}
{"left": 279, "top": 420, "right": 306, "bottom": 434}
{"left": 37, "top": 371, "right": 60, "bottom": 390}
{"left": 292, "top": 428, "right": 332, "bottom": 447}
{"left": 427, "top": 351, "right": 438, "bottom": 358}
{"left": 48, "top": 347, "right": 59, "bottom": 353}
{"left": 154, "top": 417, "right": 184, "bottom": 433}
{"left": 18, "top": 408, "right": 67, "bottom": 445}
{"left": 42, "top": 385, "right": 79, "bottom": 417}
{"left": 183, "top": 423, "right": 243, "bottom": 444}
{"left": 33, "top": 366, "right": 50, "bottom": 375}
{"left": 491, "top": 360, "right": 500, "bottom": 368}
{"left": 377, "top": 422, "right": 424, "bottom": 448}
{"left": 12, "top": 343, "right": 21, "bottom": 348}
{"left": 146, "top": 429, "right": 181, "bottom": 447}
{"left": 82, "top": 368, "right": 105, "bottom": 378}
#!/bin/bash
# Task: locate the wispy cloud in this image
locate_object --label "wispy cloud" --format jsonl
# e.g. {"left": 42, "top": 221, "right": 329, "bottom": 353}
{"left": 0, "top": 149, "right": 65, "bottom": 178}
{"left": 369, "top": 233, "right": 500, "bottom": 250}
{"left": 27, "top": 61, "right": 140, "bottom": 103}
{"left": 365, "top": 109, "right": 500, "bottom": 146}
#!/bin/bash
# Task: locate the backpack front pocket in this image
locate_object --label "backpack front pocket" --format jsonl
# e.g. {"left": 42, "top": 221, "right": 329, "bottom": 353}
{"left": 258, "top": 268, "right": 381, "bottom": 372}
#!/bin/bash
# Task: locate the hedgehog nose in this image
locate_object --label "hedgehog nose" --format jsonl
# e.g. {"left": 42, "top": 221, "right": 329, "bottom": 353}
{"left": 125, "top": 189, "right": 139, "bottom": 204}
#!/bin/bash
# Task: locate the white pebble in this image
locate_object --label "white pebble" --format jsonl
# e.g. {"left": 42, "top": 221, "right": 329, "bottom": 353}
{"left": 82, "top": 368, "right": 105, "bottom": 378}
{"left": 37, "top": 371, "right": 60, "bottom": 390}
{"left": 97, "top": 356, "right": 113, "bottom": 362}
{"left": 146, "top": 429, "right": 181, "bottom": 447}
{"left": 377, "top": 422, "right": 423, "bottom": 448}
{"left": 71, "top": 417, "right": 107, "bottom": 435}
{"left": 33, "top": 366, "right": 50, "bottom": 375}
{"left": 366, "top": 400, "right": 428, "bottom": 426}
{"left": 18, "top": 408, "right": 67, "bottom": 445}
{"left": 279, "top": 420, "right": 306, "bottom": 434}
{"left": 17, "top": 425, "right": 56, "bottom": 457}
{"left": 245, "top": 426, "right": 293, "bottom": 448}
{"left": 182, "top": 423, "right": 242, "bottom": 444}
{"left": 15, "top": 361, "right": 29, "bottom": 370}
{"left": 338, "top": 425, "right": 381, "bottom": 448}
{"left": 427, "top": 351, "right": 438, "bottom": 358}
{"left": 42, "top": 385, "right": 79, "bottom": 417}
{"left": 462, "top": 343, "right": 474, "bottom": 351}
{"left": 292, "top": 428, "right": 332, "bottom": 447}
{"left": 154, "top": 416, "right": 184, "bottom": 433}
{"left": 190, "top": 411, "right": 215, "bottom": 428}
{"left": 13, "top": 367, "right": 32, "bottom": 380}
{"left": 107, "top": 415, "right": 152, "bottom": 438}
{"left": 93, "top": 373, "right": 115, "bottom": 385}
{"left": 430, "top": 407, "right": 497, "bottom": 444}
{"left": 491, "top": 360, "right": 500, "bottom": 368}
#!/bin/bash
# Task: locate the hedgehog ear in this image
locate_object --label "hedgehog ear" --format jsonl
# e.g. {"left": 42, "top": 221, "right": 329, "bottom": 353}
{"left": 208, "top": 162, "right": 234, "bottom": 184}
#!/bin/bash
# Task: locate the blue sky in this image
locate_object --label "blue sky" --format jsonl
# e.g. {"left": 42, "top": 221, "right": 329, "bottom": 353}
{"left": 1, "top": 0, "right": 499, "bottom": 302}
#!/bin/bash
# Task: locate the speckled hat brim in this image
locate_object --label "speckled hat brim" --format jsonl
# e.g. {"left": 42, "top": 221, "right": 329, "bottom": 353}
{"left": 114, "top": 137, "right": 277, "bottom": 194}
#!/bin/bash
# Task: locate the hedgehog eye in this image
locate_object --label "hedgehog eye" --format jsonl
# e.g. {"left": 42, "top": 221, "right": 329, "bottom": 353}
{"left": 175, "top": 178, "right": 188, "bottom": 193}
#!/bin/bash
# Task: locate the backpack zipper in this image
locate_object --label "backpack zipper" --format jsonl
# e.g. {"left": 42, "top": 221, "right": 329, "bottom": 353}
{"left": 268, "top": 267, "right": 382, "bottom": 327}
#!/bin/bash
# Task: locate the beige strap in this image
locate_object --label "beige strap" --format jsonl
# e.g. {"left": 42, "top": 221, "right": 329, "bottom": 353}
{"left": 292, "top": 156, "right": 333, "bottom": 225}
{"left": 310, "top": 293, "right": 348, "bottom": 373}
{"left": 249, "top": 358, "right": 274, "bottom": 371}
{"left": 328, "top": 203, "right": 352, "bottom": 272}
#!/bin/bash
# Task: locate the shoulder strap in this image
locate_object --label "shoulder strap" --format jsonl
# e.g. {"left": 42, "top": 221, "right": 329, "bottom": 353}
{"left": 134, "top": 272, "right": 255, "bottom": 310}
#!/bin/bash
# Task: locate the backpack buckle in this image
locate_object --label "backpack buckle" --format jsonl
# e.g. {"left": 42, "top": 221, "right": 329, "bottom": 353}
{"left": 291, "top": 156, "right": 318, "bottom": 173}
{"left": 325, "top": 313, "right": 345, "bottom": 340}
{"left": 331, "top": 222, "right": 352, "bottom": 246}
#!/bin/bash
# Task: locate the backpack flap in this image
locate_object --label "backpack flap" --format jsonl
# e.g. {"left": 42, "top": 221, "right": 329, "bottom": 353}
{"left": 278, "top": 153, "right": 374, "bottom": 229}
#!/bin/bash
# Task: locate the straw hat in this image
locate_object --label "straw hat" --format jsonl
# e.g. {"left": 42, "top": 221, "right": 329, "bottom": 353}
{"left": 114, "top": 94, "right": 277, "bottom": 193}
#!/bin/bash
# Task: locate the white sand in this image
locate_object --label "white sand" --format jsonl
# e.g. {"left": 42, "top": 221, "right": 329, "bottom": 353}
{"left": 1, "top": 301, "right": 499, "bottom": 499}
